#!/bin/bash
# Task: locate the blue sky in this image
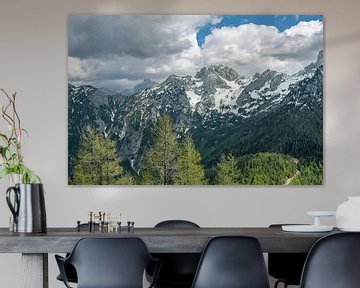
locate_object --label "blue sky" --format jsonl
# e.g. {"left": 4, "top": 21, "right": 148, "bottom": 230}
{"left": 197, "top": 15, "right": 323, "bottom": 46}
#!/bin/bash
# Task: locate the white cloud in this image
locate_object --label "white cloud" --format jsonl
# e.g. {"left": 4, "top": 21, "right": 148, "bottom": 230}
{"left": 68, "top": 57, "right": 100, "bottom": 81}
{"left": 68, "top": 16, "right": 323, "bottom": 90}
{"left": 69, "top": 15, "right": 217, "bottom": 60}
{"left": 68, "top": 15, "right": 216, "bottom": 87}
{"left": 285, "top": 20, "right": 323, "bottom": 37}
{"left": 201, "top": 20, "right": 323, "bottom": 76}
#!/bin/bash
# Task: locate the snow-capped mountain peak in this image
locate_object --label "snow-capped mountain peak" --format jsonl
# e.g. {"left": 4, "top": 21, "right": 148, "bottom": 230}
{"left": 68, "top": 50, "right": 323, "bottom": 168}
{"left": 295, "top": 50, "right": 323, "bottom": 78}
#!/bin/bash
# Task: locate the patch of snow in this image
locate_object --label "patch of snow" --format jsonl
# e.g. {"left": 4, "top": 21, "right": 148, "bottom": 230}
{"left": 250, "top": 91, "right": 261, "bottom": 100}
{"left": 259, "top": 81, "right": 270, "bottom": 93}
{"left": 195, "top": 80, "right": 203, "bottom": 87}
{"left": 186, "top": 90, "right": 202, "bottom": 110}
{"left": 244, "top": 103, "right": 260, "bottom": 113}
{"left": 210, "top": 77, "right": 245, "bottom": 113}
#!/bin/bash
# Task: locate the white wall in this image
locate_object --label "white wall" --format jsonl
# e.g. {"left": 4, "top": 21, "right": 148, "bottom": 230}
{"left": 1, "top": 0, "right": 360, "bottom": 287}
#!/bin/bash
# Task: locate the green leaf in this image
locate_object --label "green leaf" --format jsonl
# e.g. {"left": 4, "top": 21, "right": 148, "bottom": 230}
{"left": 0, "top": 133, "right": 8, "bottom": 142}
{"left": 0, "top": 168, "right": 9, "bottom": 179}
{"left": 27, "top": 170, "right": 41, "bottom": 184}
{"left": 17, "top": 163, "right": 41, "bottom": 184}
{"left": 10, "top": 153, "right": 17, "bottom": 161}
{"left": 1, "top": 146, "right": 8, "bottom": 158}
{"left": 21, "top": 128, "right": 29, "bottom": 137}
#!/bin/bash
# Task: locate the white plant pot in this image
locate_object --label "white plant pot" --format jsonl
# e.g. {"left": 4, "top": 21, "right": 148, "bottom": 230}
{"left": 9, "top": 173, "right": 22, "bottom": 185}
{"left": 336, "top": 197, "right": 360, "bottom": 231}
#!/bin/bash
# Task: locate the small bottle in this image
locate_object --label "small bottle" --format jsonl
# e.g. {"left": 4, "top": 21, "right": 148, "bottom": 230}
{"left": 98, "top": 211, "right": 103, "bottom": 231}
{"left": 77, "top": 221, "right": 81, "bottom": 232}
{"left": 88, "top": 211, "right": 93, "bottom": 232}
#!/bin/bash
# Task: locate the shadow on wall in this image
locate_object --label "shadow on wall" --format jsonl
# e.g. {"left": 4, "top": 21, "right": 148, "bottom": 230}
{"left": 327, "top": 31, "right": 360, "bottom": 46}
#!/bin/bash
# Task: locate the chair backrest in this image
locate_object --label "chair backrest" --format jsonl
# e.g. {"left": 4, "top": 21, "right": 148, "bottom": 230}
{"left": 151, "top": 220, "right": 201, "bottom": 287}
{"left": 191, "top": 236, "right": 270, "bottom": 288}
{"left": 155, "top": 220, "right": 200, "bottom": 228}
{"left": 67, "top": 237, "right": 154, "bottom": 288}
{"left": 300, "top": 232, "right": 360, "bottom": 288}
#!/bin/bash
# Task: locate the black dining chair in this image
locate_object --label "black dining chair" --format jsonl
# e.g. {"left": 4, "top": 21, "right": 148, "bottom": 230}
{"left": 191, "top": 236, "right": 270, "bottom": 288}
{"left": 56, "top": 262, "right": 77, "bottom": 284}
{"left": 300, "top": 232, "right": 360, "bottom": 288}
{"left": 268, "top": 224, "right": 308, "bottom": 288}
{"left": 55, "top": 237, "right": 161, "bottom": 288}
{"left": 56, "top": 223, "right": 99, "bottom": 284}
{"left": 147, "top": 220, "right": 201, "bottom": 288}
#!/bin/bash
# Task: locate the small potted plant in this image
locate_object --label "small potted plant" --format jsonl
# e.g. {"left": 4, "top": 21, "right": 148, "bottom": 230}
{"left": 0, "top": 89, "right": 40, "bottom": 183}
{"left": 0, "top": 88, "right": 46, "bottom": 233}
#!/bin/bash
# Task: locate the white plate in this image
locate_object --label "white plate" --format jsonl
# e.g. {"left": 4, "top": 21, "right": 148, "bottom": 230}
{"left": 282, "top": 225, "right": 333, "bottom": 232}
{"left": 307, "top": 211, "right": 336, "bottom": 217}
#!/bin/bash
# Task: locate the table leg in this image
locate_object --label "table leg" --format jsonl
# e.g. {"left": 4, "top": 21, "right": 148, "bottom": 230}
{"left": 22, "top": 253, "right": 48, "bottom": 288}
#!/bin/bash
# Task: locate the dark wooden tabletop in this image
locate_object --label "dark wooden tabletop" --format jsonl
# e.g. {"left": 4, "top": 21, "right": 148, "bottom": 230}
{"left": 0, "top": 227, "right": 339, "bottom": 254}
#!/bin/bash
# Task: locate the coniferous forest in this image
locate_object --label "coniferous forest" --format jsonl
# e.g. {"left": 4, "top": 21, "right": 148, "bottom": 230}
{"left": 69, "top": 114, "right": 323, "bottom": 185}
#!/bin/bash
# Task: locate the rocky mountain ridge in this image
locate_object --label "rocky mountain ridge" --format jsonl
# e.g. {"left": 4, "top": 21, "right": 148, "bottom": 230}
{"left": 68, "top": 50, "right": 323, "bottom": 174}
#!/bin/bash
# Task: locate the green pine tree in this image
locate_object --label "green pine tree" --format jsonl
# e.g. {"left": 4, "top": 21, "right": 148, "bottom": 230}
{"left": 173, "top": 136, "right": 206, "bottom": 185}
{"left": 143, "top": 114, "right": 178, "bottom": 185}
{"left": 215, "top": 154, "right": 240, "bottom": 184}
{"left": 238, "top": 152, "right": 297, "bottom": 185}
{"left": 71, "top": 129, "right": 133, "bottom": 185}
{"left": 290, "top": 160, "right": 323, "bottom": 185}
{"left": 139, "top": 167, "right": 155, "bottom": 185}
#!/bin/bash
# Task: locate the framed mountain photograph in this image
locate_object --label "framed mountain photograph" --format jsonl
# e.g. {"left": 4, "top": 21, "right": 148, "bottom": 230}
{"left": 68, "top": 15, "right": 323, "bottom": 185}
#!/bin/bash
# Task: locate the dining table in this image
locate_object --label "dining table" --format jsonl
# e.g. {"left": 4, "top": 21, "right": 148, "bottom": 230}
{"left": 0, "top": 226, "right": 339, "bottom": 288}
